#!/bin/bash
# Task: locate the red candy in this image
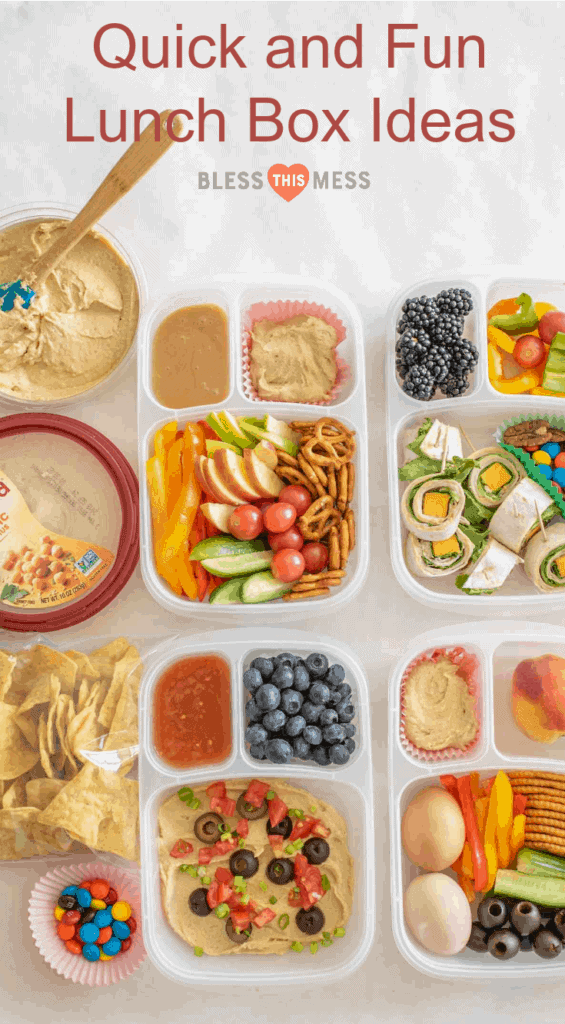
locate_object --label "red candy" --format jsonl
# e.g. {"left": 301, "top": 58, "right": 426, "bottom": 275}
{"left": 65, "top": 939, "right": 83, "bottom": 955}
{"left": 126, "top": 916, "right": 137, "bottom": 934}
{"left": 62, "top": 909, "right": 81, "bottom": 926}
{"left": 96, "top": 926, "right": 113, "bottom": 945}
{"left": 57, "top": 922, "right": 76, "bottom": 941}
{"left": 105, "top": 888, "right": 118, "bottom": 905}
{"left": 121, "top": 937, "right": 132, "bottom": 953}
{"left": 89, "top": 878, "right": 110, "bottom": 900}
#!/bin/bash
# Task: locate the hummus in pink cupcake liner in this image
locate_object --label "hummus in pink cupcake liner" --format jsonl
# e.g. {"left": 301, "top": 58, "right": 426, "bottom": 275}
{"left": 241, "top": 299, "right": 351, "bottom": 405}
{"left": 28, "top": 859, "right": 145, "bottom": 986}
{"left": 399, "top": 646, "right": 482, "bottom": 763}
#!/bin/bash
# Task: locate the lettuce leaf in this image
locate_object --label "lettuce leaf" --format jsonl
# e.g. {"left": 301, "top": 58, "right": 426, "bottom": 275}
{"left": 455, "top": 573, "right": 494, "bottom": 595}
{"left": 399, "top": 456, "right": 476, "bottom": 484}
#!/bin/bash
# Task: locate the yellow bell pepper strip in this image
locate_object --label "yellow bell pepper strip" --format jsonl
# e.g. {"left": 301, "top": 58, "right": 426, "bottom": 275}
{"left": 175, "top": 549, "right": 198, "bottom": 600}
{"left": 483, "top": 782, "right": 499, "bottom": 891}
{"left": 488, "top": 325, "right": 516, "bottom": 355}
{"left": 166, "top": 437, "right": 184, "bottom": 517}
{"left": 488, "top": 343, "right": 541, "bottom": 393}
{"left": 456, "top": 774, "right": 489, "bottom": 892}
{"left": 535, "top": 301, "right": 557, "bottom": 319}
{"left": 490, "top": 292, "right": 539, "bottom": 333}
{"left": 510, "top": 814, "right": 526, "bottom": 862}
{"left": 531, "top": 386, "right": 562, "bottom": 396}
{"left": 146, "top": 455, "right": 167, "bottom": 552}
{"left": 154, "top": 421, "right": 178, "bottom": 466}
{"left": 493, "top": 770, "right": 514, "bottom": 869}
{"left": 159, "top": 423, "right": 204, "bottom": 580}
{"left": 183, "top": 422, "right": 206, "bottom": 476}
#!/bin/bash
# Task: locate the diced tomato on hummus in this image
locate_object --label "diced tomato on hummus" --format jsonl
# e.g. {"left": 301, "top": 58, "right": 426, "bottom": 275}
{"left": 268, "top": 833, "right": 284, "bottom": 853}
{"left": 243, "top": 780, "right": 270, "bottom": 807}
{"left": 235, "top": 819, "right": 249, "bottom": 838}
{"left": 206, "top": 781, "right": 227, "bottom": 800}
{"left": 230, "top": 908, "right": 251, "bottom": 931}
{"left": 268, "top": 795, "right": 288, "bottom": 827}
{"left": 293, "top": 852, "right": 324, "bottom": 910}
{"left": 210, "top": 795, "right": 236, "bottom": 817}
{"left": 253, "top": 907, "right": 276, "bottom": 929}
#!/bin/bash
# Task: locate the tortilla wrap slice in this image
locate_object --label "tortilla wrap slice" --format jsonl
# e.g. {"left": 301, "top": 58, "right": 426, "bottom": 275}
{"left": 467, "top": 446, "right": 525, "bottom": 510}
{"left": 401, "top": 474, "right": 466, "bottom": 541}
{"left": 460, "top": 537, "right": 522, "bottom": 593}
{"left": 524, "top": 522, "right": 565, "bottom": 592}
{"left": 420, "top": 420, "right": 463, "bottom": 462}
{"left": 405, "top": 528, "right": 475, "bottom": 578}
{"left": 490, "top": 477, "right": 556, "bottom": 553}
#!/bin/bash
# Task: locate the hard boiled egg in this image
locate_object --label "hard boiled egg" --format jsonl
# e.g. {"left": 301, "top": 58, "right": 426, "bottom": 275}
{"left": 401, "top": 787, "right": 465, "bottom": 871}
{"left": 404, "top": 873, "right": 472, "bottom": 956}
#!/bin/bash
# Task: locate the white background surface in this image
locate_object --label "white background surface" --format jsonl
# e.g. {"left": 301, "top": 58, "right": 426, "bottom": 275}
{"left": 1, "top": 1, "right": 565, "bottom": 1020}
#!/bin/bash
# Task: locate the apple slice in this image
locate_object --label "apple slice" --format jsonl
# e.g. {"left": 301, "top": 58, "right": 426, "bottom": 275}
{"left": 264, "top": 414, "right": 301, "bottom": 446}
{"left": 253, "top": 439, "right": 278, "bottom": 471}
{"left": 214, "top": 449, "right": 264, "bottom": 501}
{"left": 243, "top": 448, "right": 284, "bottom": 499}
{"left": 206, "top": 439, "right": 241, "bottom": 457}
{"left": 201, "top": 503, "right": 237, "bottom": 533}
{"left": 207, "top": 410, "right": 254, "bottom": 448}
{"left": 205, "top": 457, "right": 251, "bottom": 505}
{"left": 194, "top": 455, "right": 211, "bottom": 494}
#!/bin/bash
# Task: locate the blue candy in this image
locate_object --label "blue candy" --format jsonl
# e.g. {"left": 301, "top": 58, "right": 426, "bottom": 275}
{"left": 79, "top": 923, "right": 100, "bottom": 943}
{"left": 541, "top": 443, "right": 561, "bottom": 459}
{"left": 94, "top": 908, "right": 113, "bottom": 929}
{"left": 82, "top": 943, "right": 100, "bottom": 962}
{"left": 102, "top": 937, "right": 122, "bottom": 956}
{"left": 76, "top": 887, "right": 92, "bottom": 908}
{"left": 538, "top": 464, "right": 553, "bottom": 480}
{"left": 554, "top": 467, "right": 565, "bottom": 487}
{"left": 61, "top": 885, "right": 78, "bottom": 897}
{"left": 112, "top": 920, "right": 130, "bottom": 940}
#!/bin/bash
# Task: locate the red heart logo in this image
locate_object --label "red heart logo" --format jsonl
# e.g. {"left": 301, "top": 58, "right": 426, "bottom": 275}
{"left": 268, "top": 164, "right": 309, "bottom": 202}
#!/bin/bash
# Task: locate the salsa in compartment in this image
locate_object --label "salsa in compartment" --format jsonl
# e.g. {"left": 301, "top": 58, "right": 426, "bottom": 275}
{"left": 153, "top": 654, "right": 231, "bottom": 768}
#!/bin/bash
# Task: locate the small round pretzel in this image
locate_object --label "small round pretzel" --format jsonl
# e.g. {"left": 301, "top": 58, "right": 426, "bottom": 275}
{"left": 299, "top": 495, "right": 341, "bottom": 540}
{"left": 302, "top": 420, "right": 356, "bottom": 467}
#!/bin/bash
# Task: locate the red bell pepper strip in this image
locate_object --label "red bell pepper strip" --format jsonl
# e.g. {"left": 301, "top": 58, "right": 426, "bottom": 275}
{"left": 169, "top": 839, "right": 193, "bottom": 858}
{"left": 513, "top": 792, "right": 527, "bottom": 816}
{"left": 456, "top": 774, "right": 488, "bottom": 893}
{"left": 440, "top": 775, "right": 461, "bottom": 804}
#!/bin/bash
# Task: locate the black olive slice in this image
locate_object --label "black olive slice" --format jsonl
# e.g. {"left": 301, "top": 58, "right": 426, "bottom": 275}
{"left": 189, "top": 888, "right": 212, "bottom": 917}
{"left": 236, "top": 793, "right": 268, "bottom": 820}
{"left": 226, "top": 918, "right": 252, "bottom": 944}
{"left": 194, "top": 811, "right": 224, "bottom": 845}
{"left": 229, "top": 849, "right": 259, "bottom": 878}
{"left": 266, "top": 815, "right": 292, "bottom": 839}
{"left": 303, "top": 837, "right": 330, "bottom": 865}
{"left": 266, "top": 858, "right": 294, "bottom": 885}
{"left": 296, "top": 906, "right": 325, "bottom": 935}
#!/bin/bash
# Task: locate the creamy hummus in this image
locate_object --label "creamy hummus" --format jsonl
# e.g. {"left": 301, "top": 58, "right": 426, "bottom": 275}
{"left": 250, "top": 315, "right": 338, "bottom": 403}
{"left": 158, "top": 779, "right": 354, "bottom": 956}
{"left": 403, "top": 657, "right": 479, "bottom": 751}
{"left": 0, "top": 219, "right": 138, "bottom": 401}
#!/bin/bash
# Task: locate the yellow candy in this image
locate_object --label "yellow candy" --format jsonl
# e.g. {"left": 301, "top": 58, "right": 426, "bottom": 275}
{"left": 111, "top": 900, "right": 131, "bottom": 921}
{"left": 54, "top": 905, "right": 65, "bottom": 921}
{"left": 99, "top": 951, "right": 113, "bottom": 961}
{"left": 90, "top": 899, "right": 107, "bottom": 910}
{"left": 533, "top": 450, "right": 552, "bottom": 466}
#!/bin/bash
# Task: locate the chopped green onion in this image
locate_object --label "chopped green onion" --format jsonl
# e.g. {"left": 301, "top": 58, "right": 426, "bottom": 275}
{"left": 234, "top": 875, "right": 244, "bottom": 887}
{"left": 269, "top": 896, "right": 277, "bottom": 905}
{"left": 334, "top": 927, "right": 345, "bottom": 937}
{"left": 278, "top": 914, "right": 290, "bottom": 930}
{"left": 321, "top": 938, "right": 333, "bottom": 947}
{"left": 243, "top": 929, "right": 251, "bottom": 937}
{"left": 259, "top": 881, "right": 268, "bottom": 892}
{"left": 238, "top": 838, "right": 245, "bottom": 847}
{"left": 285, "top": 844, "right": 294, "bottom": 855}
{"left": 215, "top": 903, "right": 229, "bottom": 919}
{"left": 291, "top": 941, "right": 303, "bottom": 952}
{"left": 188, "top": 865, "right": 198, "bottom": 878}
{"left": 178, "top": 864, "right": 190, "bottom": 873}
{"left": 266, "top": 790, "right": 275, "bottom": 800}
{"left": 197, "top": 866, "right": 206, "bottom": 877}
{"left": 218, "top": 823, "right": 228, "bottom": 833}
{"left": 240, "top": 894, "right": 250, "bottom": 905}
{"left": 194, "top": 946, "right": 204, "bottom": 957}
{"left": 310, "top": 805, "right": 317, "bottom": 814}
{"left": 293, "top": 839, "right": 304, "bottom": 851}
{"left": 322, "top": 931, "right": 331, "bottom": 940}
{"left": 190, "top": 797, "right": 201, "bottom": 810}
{"left": 310, "top": 942, "right": 318, "bottom": 954}
{"left": 321, "top": 874, "right": 330, "bottom": 892}
{"left": 202, "top": 875, "right": 211, "bottom": 885}
{"left": 178, "top": 786, "right": 193, "bottom": 802}
{"left": 293, "top": 886, "right": 300, "bottom": 893}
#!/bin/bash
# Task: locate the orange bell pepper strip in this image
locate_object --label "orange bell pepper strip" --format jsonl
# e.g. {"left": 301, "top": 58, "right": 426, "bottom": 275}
{"left": 493, "top": 770, "right": 514, "bottom": 869}
{"left": 487, "top": 297, "right": 519, "bottom": 320}
{"left": 457, "top": 873, "right": 476, "bottom": 903}
{"left": 469, "top": 772, "right": 480, "bottom": 801}
{"left": 531, "top": 386, "right": 562, "bottom": 396}
{"left": 159, "top": 425, "right": 203, "bottom": 579}
{"left": 488, "top": 342, "right": 541, "bottom": 393}
{"left": 146, "top": 455, "right": 182, "bottom": 594}
{"left": 456, "top": 774, "right": 488, "bottom": 893}
{"left": 461, "top": 841, "right": 474, "bottom": 879}
{"left": 474, "top": 796, "right": 489, "bottom": 836}
{"left": 483, "top": 782, "right": 499, "bottom": 891}
{"left": 166, "top": 438, "right": 184, "bottom": 517}
{"left": 154, "top": 422, "right": 177, "bottom": 466}
{"left": 176, "top": 550, "right": 198, "bottom": 600}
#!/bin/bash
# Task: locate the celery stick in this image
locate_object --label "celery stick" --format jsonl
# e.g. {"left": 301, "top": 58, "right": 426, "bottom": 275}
{"left": 495, "top": 868, "right": 565, "bottom": 907}
{"left": 516, "top": 847, "right": 565, "bottom": 880}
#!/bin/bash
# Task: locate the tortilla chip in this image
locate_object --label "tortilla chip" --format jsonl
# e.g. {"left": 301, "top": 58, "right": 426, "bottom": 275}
{"left": 0, "top": 807, "right": 42, "bottom": 859}
{"left": 76, "top": 677, "right": 91, "bottom": 712}
{"left": 65, "top": 650, "right": 98, "bottom": 682}
{"left": 3, "top": 645, "right": 76, "bottom": 704}
{"left": 0, "top": 652, "right": 17, "bottom": 703}
{"left": 56, "top": 695, "right": 78, "bottom": 776}
{"left": 103, "top": 661, "right": 141, "bottom": 773}
{"left": 89, "top": 639, "right": 132, "bottom": 681}
{"left": 0, "top": 703, "right": 39, "bottom": 779}
{"left": 2, "top": 775, "right": 28, "bottom": 809}
{"left": 98, "top": 647, "right": 141, "bottom": 730}
{"left": 37, "top": 763, "right": 139, "bottom": 861}
{"left": 66, "top": 704, "right": 105, "bottom": 762}
{"left": 25, "top": 778, "right": 66, "bottom": 812}
{"left": 38, "top": 713, "right": 55, "bottom": 779}
{"left": 46, "top": 676, "right": 61, "bottom": 755}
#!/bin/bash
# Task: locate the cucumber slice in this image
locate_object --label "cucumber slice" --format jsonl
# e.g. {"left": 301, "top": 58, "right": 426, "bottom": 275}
{"left": 209, "top": 578, "right": 244, "bottom": 604}
{"left": 200, "top": 550, "right": 274, "bottom": 577}
{"left": 241, "top": 570, "right": 293, "bottom": 604}
{"left": 190, "top": 536, "right": 266, "bottom": 562}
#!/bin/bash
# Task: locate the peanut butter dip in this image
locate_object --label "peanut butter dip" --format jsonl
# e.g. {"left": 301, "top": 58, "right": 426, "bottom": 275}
{"left": 249, "top": 314, "right": 338, "bottom": 403}
{"left": 403, "top": 657, "right": 479, "bottom": 751}
{"left": 0, "top": 219, "right": 138, "bottom": 402}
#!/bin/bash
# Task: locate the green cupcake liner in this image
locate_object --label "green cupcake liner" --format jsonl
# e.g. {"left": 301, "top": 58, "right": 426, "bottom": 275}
{"left": 494, "top": 414, "right": 565, "bottom": 519}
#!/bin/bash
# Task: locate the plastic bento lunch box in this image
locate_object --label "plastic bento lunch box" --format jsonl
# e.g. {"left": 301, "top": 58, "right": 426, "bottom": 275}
{"left": 138, "top": 275, "right": 369, "bottom": 620}
{"left": 387, "top": 274, "right": 565, "bottom": 615}
{"left": 389, "top": 619, "right": 565, "bottom": 980}
{"left": 139, "top": 627, "right": 375, "bottom": 986}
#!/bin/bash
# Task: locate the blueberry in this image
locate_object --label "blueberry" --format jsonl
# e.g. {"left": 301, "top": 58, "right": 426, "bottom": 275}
{"left": 309, "top": 682, "right": 330, "bottom": 705}
{"left": 293, "top": 736, "right": 311, "bottom": 759}
{"left": 311, "top": 745, "right": 330, "bottom": 766}
{"left": 293, "top": 663, "right": 311, "bottom": 692}
{"left": 336, "top": 682, "right": 352, "bottom": 700}
{"left": 336, "top": 700, "right": 355, "bottom": 723}
{"left": 272, "top": 665, "right": 295, "bottom": 690}
{"left": 285, "top": 714, "right": 306, "bottom": 738}
{"left": 245, "top": 723, "right": 268, "bottom": 745}
{"left": 344, "top": 737, "right": 356, "bottom": 754}
{"left": 302, "top": 701, "right": 322, "bottom": 723}
{"left": 303, "top": 725, "right": 322, "bottom": 746}
{"left": 280, "top": 689, "right": 303, "bottom": 715}
{"left": 305, "top": 653, "right": 329, "bottom": 678}
{"left": 323, "top": 723, "right": 346, "bottom": 744}
{"left": 319, "top": 708, "right": 338, "bottom": 727}
{"left": 329, "top": 743, "right": 350, "bottom": 765}
{"left": 325, "top": 664, "right": 345, "bottom": 686}
{"left": 243, "top": 668, "right": 263, "bottom": 693}
{"left": 255, "top": 683, "right": 281, "bottom": 712}
{"left": 262, "top": 710, "right": 286, "bottom": 733}
{"left": 326, "top": 688, "right": 343, "bottom": 707}
{"left": 250, "top": 657, "right": 274, "bottom": 679}
{"left": 275, "top": 652, "right": 298, "bottom": 667}
{"left": 245, "top": 698, "right": 261, "bottom": 723}
{"left": 343, "top": 723, "right": 356, "bottom": 738}
{"left": 265, "top": 737, "right": 293, "bottom": 764}
{"left": 249, "top": 742, "right": 267, "bottom": 760}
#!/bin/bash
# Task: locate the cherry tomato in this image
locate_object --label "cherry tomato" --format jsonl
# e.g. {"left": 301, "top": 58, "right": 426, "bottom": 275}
{"left": 513, "top": 334, "right": 546, "bottom": 369}
{"left": 228, "top": 504, "right": 263, "bottom": 540}
{"left": 259, "top": 501, "right": 274, "bottom": 516}
{"left": 302, "top": 543, "right": 329, "bottom": 573}
{"left": 263, "top": 502, "right": 297, "bottom": 534}
{"left": 268, "top": 526, "right": 304, "bottom": 552}
{"left": 271, "top": 548, "right": 305, "bottom": 583}
{"left": 538, "top": 310, "right": 565, "bottom": 345}
{"left": 278, "top": 485, "right": 312, "bottom": 516}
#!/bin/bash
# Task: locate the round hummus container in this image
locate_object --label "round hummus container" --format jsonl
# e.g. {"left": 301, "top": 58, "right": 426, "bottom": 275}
{"left": 0, "top": 413, "right": 139, "bottom": 632}
{"left": 0, "top": 202, "right": 146, "bottom": 409}
{"left": 139, "top": 627, "right": 375, "bottom": 986}
{"left": 29, "top": 860, "right": 145, "bottom": 985}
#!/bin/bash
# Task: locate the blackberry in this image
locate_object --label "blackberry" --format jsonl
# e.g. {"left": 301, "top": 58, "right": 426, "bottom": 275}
{"left": 397, "top": 295, "right": 439, "bottom": 334}
{"left": 429, "top": 311, "right": 465, "bottom": 343}
{"left": 402, "top": 364, "right": 436, "bottom": 401}
{"left": 439, "top": 373, "right": 470, "bottom": 397}
{"left": 423, "top": 345, "right": 451, "bottom": 382}
{"left": 436, "top": 287, "right": 473, "bottom": 316}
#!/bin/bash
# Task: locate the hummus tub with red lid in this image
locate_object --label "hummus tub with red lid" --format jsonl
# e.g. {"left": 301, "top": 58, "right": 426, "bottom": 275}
{"left": 0, "top": 413, "right": 138, "bottom": 632}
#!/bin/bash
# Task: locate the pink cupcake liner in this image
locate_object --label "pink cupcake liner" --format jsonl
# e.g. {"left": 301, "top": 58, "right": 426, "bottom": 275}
{"left": 399, "top": 646, "right": 482, "bottom": 763}
{"left": 28, "top": 859, "right": 146, "bottom": 986}
{"left": 241, "top": 299, "right": 351, "bottom": 405}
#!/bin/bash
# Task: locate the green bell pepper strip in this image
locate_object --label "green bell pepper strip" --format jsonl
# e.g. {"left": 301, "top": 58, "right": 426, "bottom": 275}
{"left": 489, "top": 292, "right": 538, "bottom": 333}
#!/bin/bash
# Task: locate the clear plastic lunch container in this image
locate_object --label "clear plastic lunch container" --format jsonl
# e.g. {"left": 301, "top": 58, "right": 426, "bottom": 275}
{"left": 0, "top": 202, "right": 146, "bottom": 410}
{"left": 389, "top": 619, "right": 565, "bottom": 980}
{"left": 139, "top": 627, "right": 375, "bottom": 986}
{"left": 387, "top": 274, "right": 565, "bottom": 615}
{"left": 137, "top": 275, "right": 369, "bottom": 620}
